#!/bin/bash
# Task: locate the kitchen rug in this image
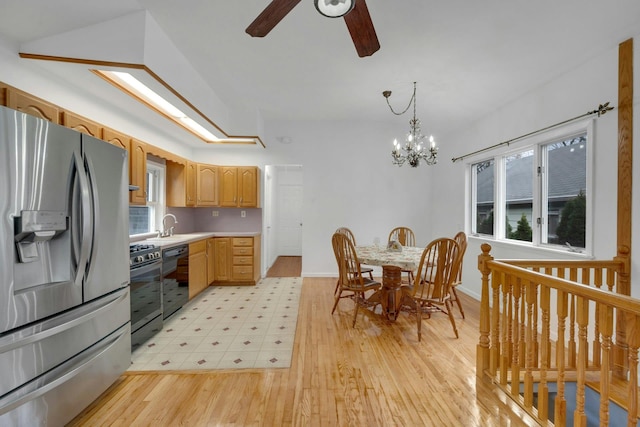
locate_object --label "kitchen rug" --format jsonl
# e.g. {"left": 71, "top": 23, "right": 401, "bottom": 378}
{"left": 128, "top": 277, "right": 302, "bottom": 371}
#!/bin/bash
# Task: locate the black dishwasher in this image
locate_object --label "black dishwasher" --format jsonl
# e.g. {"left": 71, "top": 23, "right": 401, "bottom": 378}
{"left": 162, "top": 245, "right": 189, "bottom": 319}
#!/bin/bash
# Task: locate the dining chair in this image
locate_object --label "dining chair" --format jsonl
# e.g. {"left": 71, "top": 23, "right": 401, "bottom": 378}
{"left": 331, "top": 232, "right": 382, "bottom": 327}
{"left": 335, "top": 227, "right": 374, "bottom": 283}
{"left": 399, "top": 237, "right": 461, "bottom": 341}
{"left": 388, "top": 226, "right": 416, "bottom": 284}
{"left": 450, "top": 231, "right": 468, "bottom": 318}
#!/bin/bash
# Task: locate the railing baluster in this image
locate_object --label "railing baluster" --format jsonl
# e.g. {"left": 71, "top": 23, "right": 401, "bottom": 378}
{"left": 593, "top": 268, "right": 603, "bottom": 367}
{"left": 512, "top": 276, "right": 522, "bottom": 398}
{"left": 538, "top": 284, "right": 550, "bottom": 422}
{"left": 524, "top": 280, "right": 535, "bottom": 410}
{"left": 555, "top": 289, "right": 568, "bottom": 427}
{"left": 626, "top": 313, "right": 640, "bottom": 426}
{"left": 574, "top": 295, "right": 588, "bottom": 427}
{"left": 599, "top": 303, "right": 613, "bottom": 426}
{"left": 500, "top": 274, "right": 509, "bottom": 385}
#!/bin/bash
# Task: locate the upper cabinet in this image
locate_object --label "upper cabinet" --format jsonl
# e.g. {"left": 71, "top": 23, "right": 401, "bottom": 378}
{"left": 130, "top": 139, "right": 147, "bottom": 205}
{"left": 0, "top": 83, "right": 7, "bottom": 107}
{"left": 186, "top": 161, "right": 197, "bottom": 207}
{"left": 197, "top": 164, "right": 219, "bottom": 206}
{"left": 102, "top": 127, "right": 131, "bottom": 153}
{"left": 238, "top": 167, "right": 259, "bottom": 207}
{"left": 6, "top": 87, "right": 60, "bottom": 123}
{"left": 60, "top": 111, "right": 101, "bottom": 137}
{"left": 167, "top": 160, "right": 196, "bottom": 207}
{"left": 220, "top": 166, "right": 259, "bottom": 208}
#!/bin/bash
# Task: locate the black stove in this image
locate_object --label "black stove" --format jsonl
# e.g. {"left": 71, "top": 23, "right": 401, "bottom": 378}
{"left": 129, "top": 243, "right": 161, "bottom": 268}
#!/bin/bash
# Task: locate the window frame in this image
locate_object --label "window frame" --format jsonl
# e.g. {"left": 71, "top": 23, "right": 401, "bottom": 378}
{"left": 146, "top": 160, "right": 166, "bottom": 235}
{"left": 129, "top": 159, "right": 166, "bottom": 239}
{"left": 466, "top": 119, "right": 594, "bottom": 255}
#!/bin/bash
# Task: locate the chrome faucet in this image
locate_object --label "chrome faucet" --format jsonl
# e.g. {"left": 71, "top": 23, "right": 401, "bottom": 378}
{"left": 160, "top": 213, "right": 178, "bottom": 237}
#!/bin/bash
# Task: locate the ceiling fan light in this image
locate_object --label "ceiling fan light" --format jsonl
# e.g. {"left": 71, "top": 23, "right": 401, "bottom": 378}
{"left": 314, "top": 0, "right": 355, "bottom": 18}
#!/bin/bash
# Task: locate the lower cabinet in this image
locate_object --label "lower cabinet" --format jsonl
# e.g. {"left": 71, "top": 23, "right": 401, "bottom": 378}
{"left": 188, "top": 240, "right": 208, "bottom": 299}
{"left": 213, "top": 238, "right": 231, "bottom": 282}
{"left": 207, "top": 238, "right": 215, "bottom": 285}
{"left": 212, "top": 235, "right": 261, "bottom": 285}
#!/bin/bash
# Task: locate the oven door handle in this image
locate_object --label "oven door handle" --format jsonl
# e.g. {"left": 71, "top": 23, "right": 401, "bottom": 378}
{"left": 130, "top": 260, "right": 162, "bottom": 277}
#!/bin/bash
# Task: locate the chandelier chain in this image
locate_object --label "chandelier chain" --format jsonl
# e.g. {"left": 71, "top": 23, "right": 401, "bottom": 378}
{"left": 385, "top": 82, "right": 416, "bottom": 116}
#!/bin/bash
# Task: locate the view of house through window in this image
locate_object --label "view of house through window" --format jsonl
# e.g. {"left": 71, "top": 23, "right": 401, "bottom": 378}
{"left": 470, "top": 131, "right": 588, "bottom": 252}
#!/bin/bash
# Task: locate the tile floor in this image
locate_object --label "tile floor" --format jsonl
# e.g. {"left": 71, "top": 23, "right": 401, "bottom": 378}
{"left": 129, "top": 277, "right": 302, "bottom": 371}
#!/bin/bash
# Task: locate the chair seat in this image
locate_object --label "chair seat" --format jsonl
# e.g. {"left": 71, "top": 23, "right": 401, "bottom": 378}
{"left": 343, "top": 277, "right": 381, "bottom": 292}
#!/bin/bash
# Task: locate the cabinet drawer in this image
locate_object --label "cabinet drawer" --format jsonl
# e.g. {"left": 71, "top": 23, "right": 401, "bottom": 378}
{"left": 190, "top": 240, "right": 207, "bottom": 254}
{"left": 233, "top": 237, "right": 253, "bottom": 247}
{"left": 232, "top": 266, "right": 253, "bottom": 280}
{"left": 233, "top": 246, "right": 253, "bottom": 256}
{"left": 233, "top": 256, "right": 253, "bottom": 266}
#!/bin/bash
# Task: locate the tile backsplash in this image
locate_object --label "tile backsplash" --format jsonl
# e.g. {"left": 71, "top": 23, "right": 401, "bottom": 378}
{"left": 129, "top": 206, "right": 150, "bottom": 235}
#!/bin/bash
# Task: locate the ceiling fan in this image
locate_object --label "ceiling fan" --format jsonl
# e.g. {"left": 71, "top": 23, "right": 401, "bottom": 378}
{"left": 246, "top": 0, "right": 380, "bottom": 57}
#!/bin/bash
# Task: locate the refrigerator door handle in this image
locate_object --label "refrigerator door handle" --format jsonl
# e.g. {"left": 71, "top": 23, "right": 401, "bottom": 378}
{"left": 83, "top": 155, "right": 99, "bottom": 280}
{"left": 73, "top": 152, "right": 92, "bottom": 285}
{"left": 0, "top": 323, "right": 129, "bottom": 415}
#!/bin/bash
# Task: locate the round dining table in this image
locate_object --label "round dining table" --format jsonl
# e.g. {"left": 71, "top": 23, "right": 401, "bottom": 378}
{"left": 355, "top": 244, "right": 424, "bottom": 320}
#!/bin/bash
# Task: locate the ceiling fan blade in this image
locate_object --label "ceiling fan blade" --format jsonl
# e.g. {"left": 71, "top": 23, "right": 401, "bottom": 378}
{"left": 343, "top": 0, "right": 380, "bottom": 57}
{"left": 246, "top": 0, "right": 302, "bottom": 37}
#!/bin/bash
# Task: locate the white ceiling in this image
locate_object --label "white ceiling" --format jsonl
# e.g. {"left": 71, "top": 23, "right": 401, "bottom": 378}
{"left": 1, "top": 0, "right": 639, "bottom": 143}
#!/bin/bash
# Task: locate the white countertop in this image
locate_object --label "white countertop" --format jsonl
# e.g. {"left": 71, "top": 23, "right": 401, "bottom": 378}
{"left": 141, "top": 232, "right": 260, "bottom": 248}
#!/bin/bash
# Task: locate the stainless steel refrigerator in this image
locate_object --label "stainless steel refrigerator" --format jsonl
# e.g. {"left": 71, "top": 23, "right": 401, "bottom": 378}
{"left": 0, "top": 105, "right": 131, "bottom": 426}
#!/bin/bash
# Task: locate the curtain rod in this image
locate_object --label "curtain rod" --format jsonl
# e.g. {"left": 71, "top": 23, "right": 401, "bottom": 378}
{"left": 451, "top": 102, "right": 614, "bottom": 163}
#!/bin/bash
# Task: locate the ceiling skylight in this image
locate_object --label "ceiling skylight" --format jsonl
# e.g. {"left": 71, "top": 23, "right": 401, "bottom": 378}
{"left": 93, "top": 70, "right": 218, "bottom": 142}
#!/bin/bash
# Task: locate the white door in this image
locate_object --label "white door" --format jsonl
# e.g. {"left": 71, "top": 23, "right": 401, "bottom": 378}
{"left": 277, "top": 182, "right": 303, "bottom": 255}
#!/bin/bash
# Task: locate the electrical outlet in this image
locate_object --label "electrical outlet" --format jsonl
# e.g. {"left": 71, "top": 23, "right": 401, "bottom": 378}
{"left": 241, "top": 210, "right": 246, "bottom": 218}
{"left": 212, "top": 210, "right": 219, "bottom": 217}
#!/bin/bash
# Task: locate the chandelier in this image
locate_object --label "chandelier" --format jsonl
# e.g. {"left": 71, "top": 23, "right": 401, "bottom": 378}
{"left": 383, "top": 82, "right": 438, "bottom": 167}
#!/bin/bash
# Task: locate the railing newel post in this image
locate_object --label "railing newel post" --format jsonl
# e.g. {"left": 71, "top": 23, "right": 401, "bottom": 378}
{"left": 477, "top": 243, "right": 493, "bottom": 378}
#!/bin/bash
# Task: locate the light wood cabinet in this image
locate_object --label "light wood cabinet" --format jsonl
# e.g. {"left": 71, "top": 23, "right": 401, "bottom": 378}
{"left": 61, "top": 111, "right": 101, "bottom": 137}
{"left": 207, "top": 238, "right": 215, "bottom": 285}
{"left": 212, "top": 235, "right": 260, "bottom": 285}
{"left": 167, "top": 161, "right": 197, "bottom": 207}
{"left": 231, "top": 237, "right": 255, "bottom": 282}
{"left": 219, "top": 166, "right": 259, "bottom": 208}
{"left": 0, "top": 83, "right": 7, "bottom": 107}
{"left": 6, "top": 87, "right": 60, "bottom": 123}
{"left": 189, "top": 240, "right": 208, "bottom": 299}
{"left": 213, "top": 238, "right": 231, "bottom": 282}
{"left": 168, "top": 162, "right": 222, "bottom": 208}
{"left": 185, "top": 161, "right": 197, "bottom": 206}
{"left": 197, "top": 164, "right": 219, "bottom": 206}
{"left": 102, "top": 128, "right": 131, "bottom": 153}
{"left": 130, "top": 139, "right": 147, "bottom": 205}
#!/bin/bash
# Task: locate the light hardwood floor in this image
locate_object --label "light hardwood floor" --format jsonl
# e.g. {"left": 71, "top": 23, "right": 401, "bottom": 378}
{"left": 69, "top": 268, "right": 536, "bottom": 426}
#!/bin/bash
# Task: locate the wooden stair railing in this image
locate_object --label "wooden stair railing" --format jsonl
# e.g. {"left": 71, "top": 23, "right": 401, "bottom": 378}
{"left": 477, "top": 243, "right": 640, "bottom": 426}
